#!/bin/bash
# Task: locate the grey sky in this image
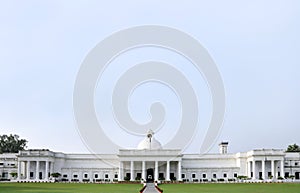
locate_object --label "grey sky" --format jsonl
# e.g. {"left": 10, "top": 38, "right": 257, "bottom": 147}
{"left": 0, "top": 0, "right": 299, "bottom": 153}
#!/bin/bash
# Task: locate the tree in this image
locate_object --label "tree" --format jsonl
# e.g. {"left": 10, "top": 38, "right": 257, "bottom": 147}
{"left": 50, "top": 172, "right": 61, "bottom": 181}
{"left": 286, "top": 144, "right": 300, "bottom": 152}
{"left": 0, "top": 134, "right": 27, "bottom": 153}
{"left": 10, "top": 172, "right": 17, "bottom": 179}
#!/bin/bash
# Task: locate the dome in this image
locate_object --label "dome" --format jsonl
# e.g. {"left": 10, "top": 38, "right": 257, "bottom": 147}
{"left": 137, "top": 130, "right": 162, "bottom": 150}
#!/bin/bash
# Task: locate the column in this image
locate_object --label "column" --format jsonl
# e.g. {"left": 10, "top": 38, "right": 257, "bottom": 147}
{"left": 271, "top": 160, "right": 275, "bottom": 179}
{"left": 275, "top": 161, "right": 278, "bottom": 178}
{"left": 252, "top": 160, "right": 256, "bottom": 180}
{"left": 118, "top": 161, "right": 123, "bottom": 181}
{"left": 142, "top": 161, "right": 146, "bottom": 181}
{"left": 248, "top": 161, "right": 252, "bottom": 178}
{"left": 50, "top": 161, "right": 54, "bottom": 175}
{"left": 26, "top": 161, "right": 30, "bottom": 180}
{"left": 130, "top": 161, "right": 134, "bottom": 181}
{"left": 154, "top": 161, "right": 158, "bottom": 181}
{"left": 35, "top": 161, "right": 40, "bottom": 180}
{"left": 17, "top": 161, "right": 22, "bottom": 180}
{"left": 45, "top": 161, "right": 49, "bottom": 180}
{"left": 280, "top": 159, "right": 284, "bottom": 178}
{"left": 262, "top": 160, "right": 265, "bottom": 180}
{"left": 178, "top": 161, "right": 182, "bottom": 181}
{"left": 166, "top": 161, "right": 170, "bottom": 181}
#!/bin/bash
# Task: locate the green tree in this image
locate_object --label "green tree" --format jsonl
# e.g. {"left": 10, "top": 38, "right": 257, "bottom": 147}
{"left": 10, "top": 172, "right": 18, "bottom": 178}
{"left": 286, "top": 143, "right": 300, "bottom": 152}
{"left": 0, "top": 134, "right": 27, "bottom": 153}
{"left": 50, "top": 172, "right": 61, "bottom": 180}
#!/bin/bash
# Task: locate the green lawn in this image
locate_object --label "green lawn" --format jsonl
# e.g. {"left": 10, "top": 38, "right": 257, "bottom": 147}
{"left": 0, "top": 183, "right": 142, "bottom": 193}
{"left": 160, "top": 183, "right": 300, "bottom": 193}
{"left": 1, "top": 183, "right": 300, "bottom": 193}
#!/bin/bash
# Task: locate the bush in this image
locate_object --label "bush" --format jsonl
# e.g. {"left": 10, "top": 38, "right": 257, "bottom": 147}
{"left": 135, "top": 176, "right": 141, "bottom": 181}
{"left": 158, "top": 177, "right": 165, "bottom": 181}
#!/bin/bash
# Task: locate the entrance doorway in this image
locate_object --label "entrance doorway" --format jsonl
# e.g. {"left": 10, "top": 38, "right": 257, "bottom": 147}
{"left": 146, "top": 168, "right": 154, "bottom": 182}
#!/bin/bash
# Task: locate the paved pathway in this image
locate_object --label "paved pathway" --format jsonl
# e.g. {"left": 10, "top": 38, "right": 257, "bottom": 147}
{"left": 143, "top": 183, "right": 160, "bottom": 193}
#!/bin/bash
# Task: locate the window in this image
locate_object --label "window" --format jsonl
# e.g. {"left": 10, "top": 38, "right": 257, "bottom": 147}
{"left": 84, "top": 173, "right": 88, "bottom": 178}
{"left": 2, "top": 172, "right": 8, "bottom": 178}
{"left": 159, "top": 173, "right": 164, "bottom": 178}
{"left": 213, "top": 173, "right": 217, "bottom": 178}
{"left": 181, "top": 173, "right": 186, "bottom": 179}
{"left": 30, "top": 172, "right": 34, "bottom": 178}
{"left": 285, "top": 172, "right": 289, "bottom": 178}
{"left": 73, "top": 174, "right": 78, "bottom": 178}
{"left": 295, "top": 162, "right": 298, "bottom": 166}
{"left": 137, "top": 173, "right": 141, "bottom": 178}
{"left": 234, "top": 173, "right": 238, "bottom": 178}
{"left": 192, "top": 173, "right": 196, "bottom": 179}
{"left": 104, "top": 174, "right": 109, "bottom": 179}
{"left": 114, "top": 174, "right": 118, "bottom": 179}
{"left": 63, "top": 174, "right": 68, "bottom": 178}
{"left": 94, "top": 174, "right": 98, "bottom": 179}
{"left": 0, "top": 163, "right": 3, "bottom": 166}
{"left": 202, "top": 173, "right": 206, "bottom": 178}
{"left": 11, "top": 163, "right": 15, "bottom": 166}
{"left": 223, "top": 173, "right": 227, "bottom": 178}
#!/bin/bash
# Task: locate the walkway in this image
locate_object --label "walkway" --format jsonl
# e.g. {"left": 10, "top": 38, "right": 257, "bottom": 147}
{"left": 143, "top": 183, "right": 160, "bottom": 193}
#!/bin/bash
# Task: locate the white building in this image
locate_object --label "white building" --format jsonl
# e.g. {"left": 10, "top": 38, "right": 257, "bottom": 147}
{"left": 1, "top": 131, "right": 300, "bottom": 182}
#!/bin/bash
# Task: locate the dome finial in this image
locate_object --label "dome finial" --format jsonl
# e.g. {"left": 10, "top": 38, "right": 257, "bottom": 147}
{"left": 147, "top": 129, "right": 154, "bottom": 140}
{"left": 137, "top": 129, "right": 162, "bottom": 150}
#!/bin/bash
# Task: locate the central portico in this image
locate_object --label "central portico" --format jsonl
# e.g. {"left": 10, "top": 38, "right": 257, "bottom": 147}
{"left": 118, "top": 130, "right": 182, "bottom": 182}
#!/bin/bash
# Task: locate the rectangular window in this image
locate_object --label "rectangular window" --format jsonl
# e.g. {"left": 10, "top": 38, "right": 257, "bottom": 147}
{"left": 202, "top": 173, "right": 206, "bottom": 178}
{"left": 0, "top": 163, "right": 3, "bottom": 166}
{"left": 114, "top": 174, "right": 118, "bottom": 178}
{"left": 181, "top": 173, "right": 186, "bottom": 179}
{"left": 223, "top": 173, "right": 227, "bottom": 178}
{"left": 2, "top": 172, "right": 8, "bottom": 178}
{"left": 285, "top": 172, "right": 289, "bottom": 178}
{"left": 267, "top": 172, "right": 272, "bottom": 177}
{"left": 137, "top": 173, "right": 141, "bottom": 178}
{"left": 192, "top": 173, "right": 196, "bottom": 178}
{"left": 73, "top": 174, "right": 78, "bottom": 178}
{"left": 30, "top": 172, "right": 34, "bottom": 178}
{"left": 170, "top": 173, "right": 175, "bottom": 180}
{"left": 234, "top": 173, "right": 238, "bottom": 178}
{"left": 63, "top": 174, "right": 68, "bottom": 178}
{"left": 213, "top": 173, "right": 217, "bottom": 178}
{"left": 105, "top": 174, "right": 109, "bottom": 179}
{"left": 159, "top": 173, "right": 164, "bottom": 178}
{"left": 84, "top": 174, "right": 88, "bottom": 178}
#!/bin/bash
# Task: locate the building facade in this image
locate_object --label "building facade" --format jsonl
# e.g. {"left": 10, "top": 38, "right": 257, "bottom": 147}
{"left": 1, "top": 132, "right": 300, "bottom": 182}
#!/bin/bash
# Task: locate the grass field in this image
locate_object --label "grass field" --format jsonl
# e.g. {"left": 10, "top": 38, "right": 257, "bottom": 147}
{"left": 160, "top": 183, "right": 300, "bottom": 193}
{"left": 0, "top": 183, "right": 142, "bottom": 193}
{"left": 1, "top": 183, "right": 300, "bottom": 193}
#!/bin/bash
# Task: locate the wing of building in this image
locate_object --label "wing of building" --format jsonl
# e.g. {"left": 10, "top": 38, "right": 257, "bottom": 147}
{"left": 1, "top": 133, "right": 300, "bottom": 182}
